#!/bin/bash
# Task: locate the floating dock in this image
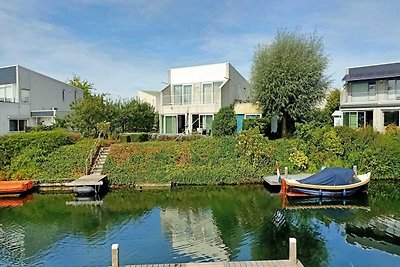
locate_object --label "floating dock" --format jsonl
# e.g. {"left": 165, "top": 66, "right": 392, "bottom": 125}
{"left": 65, "top": 174, "right": 107, "bottom": 186}
{"left": 111, "top": 238, "right": 304, "bottom": 267}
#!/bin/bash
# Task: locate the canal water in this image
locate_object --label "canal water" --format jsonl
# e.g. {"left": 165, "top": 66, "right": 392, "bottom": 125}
{"left": 0, "top": 183, "right": 399, "bottom": 267}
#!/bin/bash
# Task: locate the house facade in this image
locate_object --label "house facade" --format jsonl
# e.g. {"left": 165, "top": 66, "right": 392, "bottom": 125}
{"left": 0, "top": 65, "right": 83, "bottom": 135}
{"left": 157, "top": 62, "right": 250, "bottom": 134}
{"left": 340, "top": 62, "right": 400, "bottom": 131}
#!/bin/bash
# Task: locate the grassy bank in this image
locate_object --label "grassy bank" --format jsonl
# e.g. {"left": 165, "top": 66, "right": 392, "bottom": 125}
{"left": 2, "top": 126, "right": 400, "bottom": 184}
{"left": 0, "top": 130, "right": 95, "bottom": 181}
{"left": 103, "top": 127, "right": 400, "bottom": 185}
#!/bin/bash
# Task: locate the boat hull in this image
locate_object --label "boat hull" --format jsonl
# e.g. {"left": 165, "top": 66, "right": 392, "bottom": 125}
{"left": 287, "top": 183, "right": 369, "bottom": 197}
{"left": 0, "top": 181, "right": 34, "bottom": 196}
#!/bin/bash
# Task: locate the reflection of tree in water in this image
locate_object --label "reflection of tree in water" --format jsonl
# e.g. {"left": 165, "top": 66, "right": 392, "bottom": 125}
{"left": 250, "top": 210, "right": 328, "bottom": 267}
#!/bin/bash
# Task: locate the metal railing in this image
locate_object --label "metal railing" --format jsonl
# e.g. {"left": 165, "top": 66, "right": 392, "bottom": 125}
{"left": 162, "top": 93, "right": 218, "bottom": 106}
{"left": 85, "top": 133, "right": 102, "bottom": 175}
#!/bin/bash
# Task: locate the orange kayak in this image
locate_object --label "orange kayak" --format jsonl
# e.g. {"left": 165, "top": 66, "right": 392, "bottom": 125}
{"left": 0, "top": 180, "right": 34, "bottom": 195}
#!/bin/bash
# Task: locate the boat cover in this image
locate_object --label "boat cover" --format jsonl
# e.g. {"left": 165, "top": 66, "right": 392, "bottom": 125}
{"left": 299, "top": 168, "right": 358, "bottom": 186}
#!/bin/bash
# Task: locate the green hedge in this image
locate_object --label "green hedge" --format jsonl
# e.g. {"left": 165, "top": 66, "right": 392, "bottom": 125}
{"left": 119, "top": 132, "right": 149, "bottom": 142}
{"left": 0, "top": 130, "right": 93, "bottom": 181}
{"left": 103, "top": 126, "right": 400, "bottom": 185}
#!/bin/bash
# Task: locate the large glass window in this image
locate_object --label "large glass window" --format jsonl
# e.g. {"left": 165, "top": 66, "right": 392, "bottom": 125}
{"left": 200, "top": 114, "right": 213, "bottom": 134}
{"left": 343, "top": 111, "right": 373, "bottom": 128}
{"left": 9, "top": 119, "right": 27, "bottom": 132}
{"left": 165, "top": 116, "right": 177, "bottom": 134}
{"left": 383, "top": 110, "right": 399, "bottom": 126}
{"left": 183, "top": 85, "right": 192, "bottom": 104}
{"left": 202, "top": 83, "right": 213, "bottom": 104}
{"left": 0, "top": 84, "right": 17, "bottom": 102}
{"left": 173, "top": 85, "right": 182, "bottom": 105}
{"left": 388, "top": 79, "right": 400, "bottom": 100}
{"left": 368, "top": 82, "right": 376, "bottom": 100}
{"left": 172, "top": 84, "right": 192, "bottom": 105}
{"left": 351, "top": 82, "right": 368, "bottom": 101}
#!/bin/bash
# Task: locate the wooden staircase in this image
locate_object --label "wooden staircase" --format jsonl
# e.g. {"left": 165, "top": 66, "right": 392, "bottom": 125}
{"left": 90, "top": 146, "right": 110, "bottom": 175}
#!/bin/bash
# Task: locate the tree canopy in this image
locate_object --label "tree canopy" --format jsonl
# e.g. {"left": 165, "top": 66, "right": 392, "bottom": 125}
{"left": 251, "top": 30, "right": 330, "bottom": 137}
{"left": 67, "top": 75, "right": 94, "bottom": 98}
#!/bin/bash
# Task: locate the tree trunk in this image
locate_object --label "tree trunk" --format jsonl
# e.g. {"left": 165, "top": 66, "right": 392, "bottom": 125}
{"left": 281, "top": 114, "right": 287, "bottom": 138}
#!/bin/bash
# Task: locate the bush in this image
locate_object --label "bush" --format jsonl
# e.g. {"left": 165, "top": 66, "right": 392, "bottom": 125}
{"left": 119, "top": 133, "right": 149, "bottom": 142}
{"left": 212, "top": 106, "right": 237, "bottom": 136}
{"left": 0, "top": 130, "right": 77, "bottom": 171}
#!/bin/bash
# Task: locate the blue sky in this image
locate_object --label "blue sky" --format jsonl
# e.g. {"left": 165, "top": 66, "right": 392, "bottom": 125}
{"left": 1, "top": 0, "right": 400, "bottom": 98}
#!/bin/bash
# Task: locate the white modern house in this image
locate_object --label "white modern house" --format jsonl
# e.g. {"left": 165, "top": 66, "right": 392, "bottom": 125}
{"left": 0, "top": 65, "right": 83, "bottom": 135}
{"left": 139, "top": 62, "right": 250, "bottom": 135}
{"left": 339, "top": 61, "right": 400, "bottom": 131}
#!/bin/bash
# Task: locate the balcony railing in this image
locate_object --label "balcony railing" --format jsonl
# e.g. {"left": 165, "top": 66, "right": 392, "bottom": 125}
{"left": 350, "top": 92, "right": 376, "bottom": 102}
{"left": 162, "top": 93, "right": 218, "bottom": 106}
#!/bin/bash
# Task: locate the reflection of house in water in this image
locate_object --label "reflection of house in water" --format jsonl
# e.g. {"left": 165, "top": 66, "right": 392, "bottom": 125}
{"left": 345, "top": 215, "right": 400, "bottom": 256}
{"left": 160, "top": 208, "right": 229, "bottom": 261}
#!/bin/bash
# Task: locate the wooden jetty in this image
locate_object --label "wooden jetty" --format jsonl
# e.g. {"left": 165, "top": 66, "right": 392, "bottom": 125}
{"left": 66, "top": 174, "right": 107, "bottom": 186}
{"left": 111, "top": 238, "right": 303, "bottom": 267}
{"left": 263, "top": 167, "right": 311, "bottom": 188}
{"left": 65, "top": 174, "right": 108, "bottom": 194}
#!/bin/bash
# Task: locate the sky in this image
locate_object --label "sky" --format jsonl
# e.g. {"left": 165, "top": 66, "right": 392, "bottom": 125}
{"left": 1, "top": 0, "right": 400, "bottom": 99}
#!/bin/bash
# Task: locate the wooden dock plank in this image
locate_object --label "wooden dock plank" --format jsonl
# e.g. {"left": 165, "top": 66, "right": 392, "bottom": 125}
{"left": 65, "top": 174, "right": 107, "bottom": 186}
{"left": 124, "top": 260, "right": 301, "bottom": 267}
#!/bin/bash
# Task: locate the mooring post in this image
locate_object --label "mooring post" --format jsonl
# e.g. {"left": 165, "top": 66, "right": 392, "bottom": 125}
{"left": 353, "top": 165, "right": 358, "bottom": 176}
{"left": 284, "top": 167, "right": 288, "bottom": 179}
{"left": 112, "top": 243, "right": 119, "bottom": 267}
{"left": 289, "top": 238, "right": 297, "bottom": 264}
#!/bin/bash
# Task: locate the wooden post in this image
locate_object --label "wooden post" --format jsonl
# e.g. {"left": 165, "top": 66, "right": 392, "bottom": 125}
{"left": 112, "top": 243, "right": 119, "bottom": 267}
{"left": 284, "top": 167, "right": 288, "bottom": 179}
{"left": 289, "top": 238, "right": 297, "bottom": 264}
{"left": 353, "top": 165, "right": 358, "bottom": 176}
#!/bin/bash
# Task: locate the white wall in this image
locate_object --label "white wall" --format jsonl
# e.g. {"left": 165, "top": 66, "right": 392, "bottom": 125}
{"left": 138, "top": 91, "right": 160, "bottom": 112}
{"left": 170, "top": 63, "right": 228, "bottom": 84}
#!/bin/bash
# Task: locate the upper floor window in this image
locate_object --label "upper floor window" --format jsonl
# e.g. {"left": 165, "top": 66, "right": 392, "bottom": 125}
{"left": 173, "top": 84, "right": 192, "bottom": 105}
{"left": 62, "top": 89, "right": 65, "bottom": 102}
{"left": 0, "top": 84, "right": 17, "bottom": 103}
{"left": 74, "top": 90, "right": 78, "bottom": 100}
{"left": 201, "top": 81, "right": 223, "bottom": 104}
{"left": 21, "top": 88, "right": 30, "bottom": 103}
{"left": 388, "top": 79, "right": 400, "bottom": 100}
{"left": 350, "top": 82, "right": 376, "bottom": 101}
{"left": 202, "top": 83, "right": 213, "bottom": 104}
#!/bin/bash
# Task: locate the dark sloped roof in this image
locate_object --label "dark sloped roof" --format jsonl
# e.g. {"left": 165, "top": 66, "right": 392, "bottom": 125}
{"left": 343, "top": 62, "right": 400, "bottom": 82}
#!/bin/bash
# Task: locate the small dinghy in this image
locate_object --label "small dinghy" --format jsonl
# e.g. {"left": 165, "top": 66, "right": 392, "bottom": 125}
{"left": 74, "top": 186, "right": 96, "bottom": 195}
{"left": 281, "top": 167, "right": 371, "bottom": 197}
{"left": 0, "top": 180, "right": 33, "bottom": 196}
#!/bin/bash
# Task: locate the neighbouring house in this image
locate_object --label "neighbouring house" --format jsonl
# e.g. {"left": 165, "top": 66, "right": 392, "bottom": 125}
{"left": 137, "top": 90, "right": 160, "bottom": 113}
{"left": 156, "top": 62, "right": 250, "bottom": 134}
{"left": 233, "top": 101, "right": 263, "bottom": 133}
{"left": 339, "top": 61, "right": 400, "bottom": 131}
{"left": 0, "top": 65, "right": 83, "bottom": 135}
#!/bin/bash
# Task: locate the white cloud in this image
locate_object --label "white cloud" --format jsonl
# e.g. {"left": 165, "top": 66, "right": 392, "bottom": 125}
{"left": 0, "top": 2, "right": 168, "bottom": 98}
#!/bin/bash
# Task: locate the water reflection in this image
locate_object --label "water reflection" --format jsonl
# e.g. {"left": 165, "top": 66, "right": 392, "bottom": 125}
{"left": 160, "top": 208, "right": 229, "bottom": 261}
{"left": 0, "top": 183, "right": 398, "bottom": 267}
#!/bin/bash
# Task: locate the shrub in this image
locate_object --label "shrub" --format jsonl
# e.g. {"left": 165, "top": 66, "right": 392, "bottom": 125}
{"left": 119, "top": 133, "right": 149, "bottom": 142}
{"left": 212, "top": 106, "right": 237, "bottom": 136}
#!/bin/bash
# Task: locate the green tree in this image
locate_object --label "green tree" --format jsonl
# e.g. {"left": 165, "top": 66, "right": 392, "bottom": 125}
{"left": 212, "top": 106, "right": 237, "bottom": 136}
{"left": 251, "top": 30, "right": 330, "bottom": 137}
{"left": 67, "top": 75, "right": 94, "bottom": 98}
{"left": 323, "top": 89, "right": 340, "bottom": 118}
{"left": 67, "top": 94, "right": 107, "bottom": 136}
